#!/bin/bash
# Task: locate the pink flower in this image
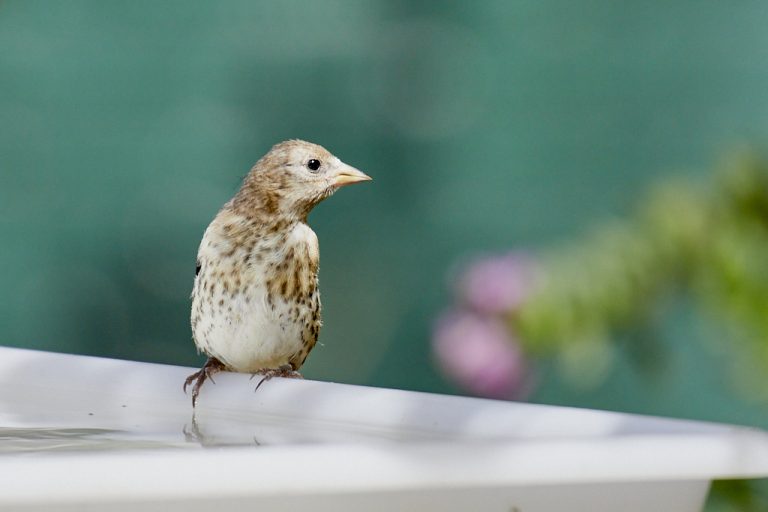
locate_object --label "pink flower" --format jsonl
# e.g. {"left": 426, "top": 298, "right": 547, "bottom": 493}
{"left": 458, "top": 252, "right": 535, "bottom": 314}
{"left": 432, "top": 310, "right": 531, "bottom": 400}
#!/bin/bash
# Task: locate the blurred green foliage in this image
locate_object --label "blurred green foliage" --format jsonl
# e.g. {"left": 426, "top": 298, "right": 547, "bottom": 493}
{"left": 1, "top": 1, "right": 768, "bottom": 508}
{"left": 515, "top": 153, "right": 768, "bottom": 391}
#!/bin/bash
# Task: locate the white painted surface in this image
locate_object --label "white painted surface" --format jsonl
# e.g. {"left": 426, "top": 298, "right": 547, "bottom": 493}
{"left": 0, "top": 347, "right": 766, "bottom": 511}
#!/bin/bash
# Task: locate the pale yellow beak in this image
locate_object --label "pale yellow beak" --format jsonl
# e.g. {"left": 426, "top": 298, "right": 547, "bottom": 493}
{"left": 333, "top": 164, "right": 372, "bottom": 187}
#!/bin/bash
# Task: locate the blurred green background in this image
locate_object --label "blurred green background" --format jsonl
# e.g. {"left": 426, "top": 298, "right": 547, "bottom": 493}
{"left": 1, "top": 0, "right": 767, "bottom": 483}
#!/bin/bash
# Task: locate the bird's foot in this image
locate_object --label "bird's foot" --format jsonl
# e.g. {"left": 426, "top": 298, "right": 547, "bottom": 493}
{"left": 251, "top": 364, "right": 303, "bottom": 391}
{"left": 183, "top": 357, "right": 225, "bottom": 407}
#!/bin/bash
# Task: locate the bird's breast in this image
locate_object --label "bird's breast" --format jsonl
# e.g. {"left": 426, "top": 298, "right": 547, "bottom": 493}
{"left": 264, "top": 230, "right": 319, "bottom": 306}
{"left": 191, "top": 217, "right": 321, "bottom": 371}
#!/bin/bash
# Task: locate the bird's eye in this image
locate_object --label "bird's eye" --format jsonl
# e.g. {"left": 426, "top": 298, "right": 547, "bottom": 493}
{"left": 307, "top": 159, "right": 321, "bottom": 172}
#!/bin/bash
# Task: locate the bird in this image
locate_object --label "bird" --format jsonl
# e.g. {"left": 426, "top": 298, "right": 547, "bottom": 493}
{"left": 184, "top": 140, "right": 371, "bottom": 406}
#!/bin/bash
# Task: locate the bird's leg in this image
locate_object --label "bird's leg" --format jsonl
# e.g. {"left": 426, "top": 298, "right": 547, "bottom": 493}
{"left": 251, "top": 364, "right": 303, "bottom": 391}
{"left": 183, "top": 357, "right": 226, "bottom": 407}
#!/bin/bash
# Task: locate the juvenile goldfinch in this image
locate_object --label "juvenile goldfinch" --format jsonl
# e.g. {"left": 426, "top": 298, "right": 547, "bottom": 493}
{"left": 185, "top": 140, "right": 371, "bottom": 406}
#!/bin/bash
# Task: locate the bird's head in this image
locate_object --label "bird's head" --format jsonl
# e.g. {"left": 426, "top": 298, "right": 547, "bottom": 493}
{"left": 234, "top": 140, "right": 371, "bottom": 220}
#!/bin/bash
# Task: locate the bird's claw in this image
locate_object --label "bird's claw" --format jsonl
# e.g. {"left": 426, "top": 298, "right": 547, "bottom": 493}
{"left": 252, "top": 364, "right": 303, "bottom": 391}
{"left": 183, "top": 357, "right": 225, "bottom": 407}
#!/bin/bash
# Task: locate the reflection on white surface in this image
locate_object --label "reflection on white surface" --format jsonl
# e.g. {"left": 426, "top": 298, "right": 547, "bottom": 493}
{"left": 0, "top": 347, "right": 766, "bottom": 511}
{"left": 0, "top": 345, "right": 743, "bottom": 454}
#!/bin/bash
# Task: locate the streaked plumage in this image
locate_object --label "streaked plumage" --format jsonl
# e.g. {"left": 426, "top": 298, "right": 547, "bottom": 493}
{"left": 185, "top": 140, "right": 370, "bottom": 406}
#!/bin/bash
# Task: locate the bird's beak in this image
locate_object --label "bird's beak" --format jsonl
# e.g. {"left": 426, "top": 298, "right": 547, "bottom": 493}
{"left": 332, "top": 163, "right": 372, "bottom": 187}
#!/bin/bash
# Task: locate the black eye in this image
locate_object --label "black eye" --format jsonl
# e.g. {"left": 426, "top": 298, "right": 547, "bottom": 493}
{"left": 307, "top": 159, "right": 321, "bottom": 172}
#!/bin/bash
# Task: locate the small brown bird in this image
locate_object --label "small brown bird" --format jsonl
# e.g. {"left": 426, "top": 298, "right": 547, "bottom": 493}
{"left": 185, "top": 140, "right": 371, "bottom": 406}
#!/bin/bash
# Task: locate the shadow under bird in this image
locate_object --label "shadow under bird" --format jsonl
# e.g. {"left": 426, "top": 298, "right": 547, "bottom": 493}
{"left": 185, "top": 140, "right": 371, "bottom": 406}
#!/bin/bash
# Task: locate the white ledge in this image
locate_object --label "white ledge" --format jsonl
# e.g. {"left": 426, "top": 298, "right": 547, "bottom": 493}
{"left": 0, "top": 346, "right": 766, "bottom": 512}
